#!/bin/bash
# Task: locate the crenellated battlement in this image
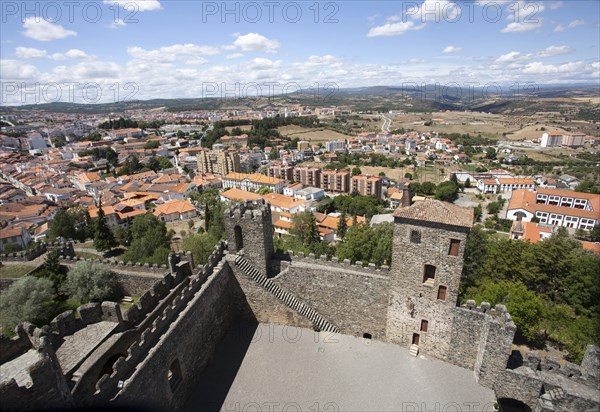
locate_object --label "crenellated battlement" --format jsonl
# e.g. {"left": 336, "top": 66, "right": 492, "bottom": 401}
{"left": 225, "top": 199, "right": 270, "bottom": 221}
{"left": 48, "top": 302, "right": 124, "bottom": 344}
{"left": 94, "top": 245, "right": 229, "bottom": 402}
{"left": 457, "top": 299, "right": 516, "bottom": 327}
{"left": 58, "top": 255, "right": 169, "bottom": 274}
{"left": 283, "top": 250, "right": 390, "bottom": 275}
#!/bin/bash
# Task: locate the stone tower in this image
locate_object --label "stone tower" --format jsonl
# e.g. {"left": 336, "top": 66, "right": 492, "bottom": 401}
{"left": 386, "top": 200, "right": 473, "bottom": 358}
{"left": 224, "top": 200, "right": 274, "bottom": 276}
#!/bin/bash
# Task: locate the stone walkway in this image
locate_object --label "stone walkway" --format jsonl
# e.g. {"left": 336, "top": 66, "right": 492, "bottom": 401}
{"left": 0, "top": 349, "right": 43, "bottom": 387}
{"left": 55, "top": 321, "right": 119, "bottom": 376}
{"left": 185, "top": 323, "right": 496, "bottom": 412}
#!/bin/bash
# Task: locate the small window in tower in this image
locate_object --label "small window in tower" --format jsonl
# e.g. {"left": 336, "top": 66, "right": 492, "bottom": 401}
{"left": 423, "top": 264, "right": 436, "bottom": 284}
{"left": 410, "top": 230, "right": 421, "bottom": 244}
{"left": 437, "top": 286, "right": 447, "bottom": 301}
{"left": 420, "top": 320, "right": 429, "bottom": 332}
{"left": 448, "top": 239, "right": 461, "bottom": 256}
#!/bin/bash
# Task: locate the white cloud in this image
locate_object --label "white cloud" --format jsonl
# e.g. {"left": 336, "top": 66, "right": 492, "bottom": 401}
{"left": 22, "top": 18, "right": 76, "bottom": 41}
{"left": 495, "top": 45, "right": 573, "bottom": 63}
{"left": 501, "top": 20, "right": 543, "bottom": 33}
{"left": 245, "top": 58, "right": 282, "bottom": 70}
{"left": 554, "top": 19, "right": 585, "bottom": 32}
{"left": 0, "top": 59, "right": 40, "bottom": 80}
{"left": 523, "top": 61, "right": 585, "bottom": 74}
{"left": 109, "top": 19, "right": 127, "bottom": 29}
{"left": 507, "top": 1, "right": 545, "bottom": 22}
{"left": 225, "top": 53, "right": 244, "bottom": 59}
{"left": 495, "top": 51, "right": 526, "bottom": 63}
{"left": 16, "top": 47, "right": 92, "bottom": 61}
{"left": 549, "top": 1, "right": 564, "bottom": 10}
{"left": 367, "top": 21, "right": 425, "bottom": 37}
{"left": 128, "top": 44, "right": 220, "bottom": 62}
{"left": 103, "top": 0, "right": 162, "bottom": 11}
{"left": 442, "top": 46, "right": 462, "bottom": 54}
{"left": 16, "top": 47, "right": 47, "bottom": 59}
{"left": 232, "top": 33, "right": 280, "bottom": 53}
{"left": 537, "top": 45, "right": 573, "bottom": 57}
{"left": 407, "top": 0, "right": 461, "bottom": 23}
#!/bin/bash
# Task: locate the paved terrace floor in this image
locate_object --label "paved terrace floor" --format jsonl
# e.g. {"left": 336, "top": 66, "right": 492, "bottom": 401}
{"left": 185, "top": 323, "right": 496, "bottom": 412}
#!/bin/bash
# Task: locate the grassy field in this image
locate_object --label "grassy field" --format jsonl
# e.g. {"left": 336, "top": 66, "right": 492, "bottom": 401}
{"left": 277, "top": 126, "right": 351, "bottom": 143}
{"left": 0, "top": 264, "right": 36, "bottom": 278}
{"left": 225, "top": 125, "right": 252, "bottom": 132}
{"left": 75, "top": 251, "right": 102, "bottom": 259}
{"left": 504, "top": 124, "right": 569, "bottom": 141}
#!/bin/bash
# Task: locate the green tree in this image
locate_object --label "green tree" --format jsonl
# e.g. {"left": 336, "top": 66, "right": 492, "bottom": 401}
{"left": 466, "top": 279, "right": 545, "bottom": 342}
{"left": 404, "top": 172, "right": 413, "bottom": 180}
{"left": 0, "top": 277, "right": 56, "bottom": 333}
{"left": 34, "top": 249, "right": 67, "bottom": 295}
{"left": 122, "top": 214, "right": 171, "bottom": 265}
{"left": 183, "top": 233, "right": 219, "bottom": 265}
{"left": 434, "top": 181, "right": 459, "bottom": 202}
{"left": 93, "top": 204, "right": 116, "bottom": 253}
{"left": 114, "top": 226, "right": 132, "bottom": 246}
{"left": 351, "top": 167, "right": 362, "bottom": 176}
{"left": 257, "top": 186, "right": 273, "bottom": 195}
{"left": 63, "top": 261, "right": 118, "bottom": 304}
{"left": 49, "top": 208, "right": 77, "bottom": 240}
{"left": 337, "top": 223, "right": 374, "bottom": 265}
{"left": 575, "top": 180, "right": 600, "bottom": 194}
{"left": 144, "top": 140, "right": 160, "bottom": 149}
{"left": 337, "top": 212, "right": 348, "bottom": 240}
{"left": 485, "top": 147, "right": 497, "bottom": 160}
{"left": 290, "top": 211, "right": 320, "bottom": 249}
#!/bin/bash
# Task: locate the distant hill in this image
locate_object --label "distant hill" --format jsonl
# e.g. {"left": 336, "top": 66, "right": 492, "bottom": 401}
{"left": 1, "top": 85, "right": 597, "bottom": 115}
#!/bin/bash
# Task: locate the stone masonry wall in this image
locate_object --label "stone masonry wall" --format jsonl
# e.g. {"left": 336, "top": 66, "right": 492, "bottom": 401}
{"left": 109, "top": 258, "right": 237, "bottom": 411}
{"left": 230, "top": 261, "right": 313, "bottom": 330}
{"left": 224, "top": 202, "right": 274, "bottom": 277}
{"left": 273, "top": 260, "right": 390, "bottom": 340}
{"left": 386, "top": 219, "right": 470, "bottom": 358}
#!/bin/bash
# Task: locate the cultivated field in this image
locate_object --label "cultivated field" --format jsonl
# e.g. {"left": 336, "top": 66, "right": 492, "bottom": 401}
{"left": 277, "top": 126, "right": 351, "bottom": 143}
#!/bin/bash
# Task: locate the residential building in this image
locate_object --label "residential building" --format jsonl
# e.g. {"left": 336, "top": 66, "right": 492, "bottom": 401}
{"left": 283, "top": 183, "right": 303, "bottom": 197}
{"left": 0, "top": 226, "right": 32, "bottom": 252}
{"left": 293, "top": 166, "right": 321, "bottom": 188}
{"left": 222, "top": 173, "right": 285, "bottom": 194}
{"left": 153, "top": 199, "right": 197, "bottom": 222}
{"left": 561, "top": 134, "right": 586, "bottom": 148}
{"left": 294, "top": 187, "right": 325, "bottom": 201}
{"left": 477, "top": 179, "right": 499, "bottom": 194}
{"left": 321, "top": 170, "right": 350, "bottom": 194}
{"left": 262, "top": 193, "right": 313, "bottom": 214}
{"left": 351, "top": 174, "right": 383, "bottom": 198}
{"left": 509, "top": 220, "right": 555, "bottom": 242}
{"left": 498, "top": 178, "right": 535, "bottom": 192}
{"left": 540, "top": 133, "right": 562, "bottom": 148}
{"left": 268, "top": 162, "right": 294, "bottom": 182}
{"left": 506, "top": 188, "right": 599, "bottom": 230}
{"left": 220, "top": 188, "right": 262, "bottom": 203}
{"left": 196, "top": 149, "right": 241, "bottom": 175}
{"left": 325, "top": 140, "right": 347, "bottom": 153}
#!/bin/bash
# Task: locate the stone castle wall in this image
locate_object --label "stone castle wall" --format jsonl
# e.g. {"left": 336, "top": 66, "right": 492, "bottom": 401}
{"left": 109, "top": 254, "right": 236, "bottom": 411}
{"left": 271, "top": 255, "right": 390, "bottom": 340}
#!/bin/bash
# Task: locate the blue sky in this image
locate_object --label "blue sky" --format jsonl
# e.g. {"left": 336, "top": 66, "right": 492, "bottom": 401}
{"left": 1, "top": 0, "right": 599, "bottom": 104}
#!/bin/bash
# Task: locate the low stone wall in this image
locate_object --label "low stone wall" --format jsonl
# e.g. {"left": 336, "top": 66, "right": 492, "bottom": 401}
{"left": 114, "top": 272, "right": 165, "bottom": 297}
{"left": 273, "top": 258, "right": 390, "bottom": 340}
{"left": 59, "top": 256, "right": 168, "bottom": 274}
{"left": 0, "top": 245, "right": 46, "bottom": 262}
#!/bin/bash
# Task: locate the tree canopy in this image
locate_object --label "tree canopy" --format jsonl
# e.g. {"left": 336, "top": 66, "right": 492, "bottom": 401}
{"left": 121, "top": 214, "right": 172, "bottom": 265}
{"left": 63, "top": 261, "right": 118, "bottom": 304}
